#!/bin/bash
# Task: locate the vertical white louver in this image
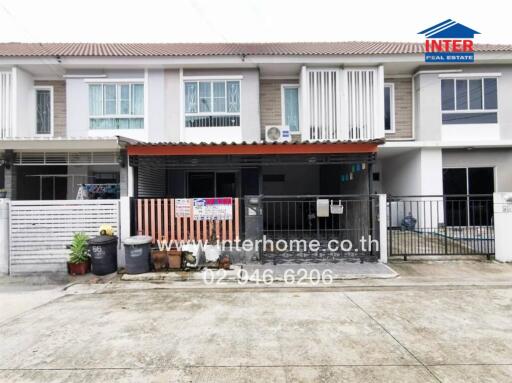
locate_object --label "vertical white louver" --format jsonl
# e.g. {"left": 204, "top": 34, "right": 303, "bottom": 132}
{"left": 345, "top": 68, "right": 377, "bottom": 140}
{"left": 301, "top": 66, "right": 384, "bottom": 142}
{"left": 304, "top": 69, "right": 340, "bottom": 141}
{"left": 0, "top": 71, "right": 13, "bottom": 138}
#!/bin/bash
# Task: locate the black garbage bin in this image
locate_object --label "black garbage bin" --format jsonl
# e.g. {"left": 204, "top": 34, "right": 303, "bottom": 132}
{"left": 88, "top": 235, "right": 118, "bottom": 275}
{"left": 123, "top": 235, "right": 152, "bottom": 274}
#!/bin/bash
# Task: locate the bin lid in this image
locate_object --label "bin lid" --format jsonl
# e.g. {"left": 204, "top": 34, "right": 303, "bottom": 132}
{"left": 123, "top": 235, "right": 153, "bottom": 246}
{"left": 88, "top": 235, "right": 118, "bottom": 245}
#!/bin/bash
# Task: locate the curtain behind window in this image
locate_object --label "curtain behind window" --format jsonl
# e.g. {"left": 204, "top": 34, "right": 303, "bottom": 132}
{"left": 284, "top": 87, "right": 299, "bottom": 132}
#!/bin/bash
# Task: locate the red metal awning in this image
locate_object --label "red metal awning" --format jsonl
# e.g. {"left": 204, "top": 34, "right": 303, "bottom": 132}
{"left": 127, "top": 140, "right": 381, "bottom": 156}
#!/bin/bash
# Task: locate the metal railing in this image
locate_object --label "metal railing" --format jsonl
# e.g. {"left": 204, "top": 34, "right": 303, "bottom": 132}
{"left": 261, "top": 195, "right": 380, "bottom": 263}
{"left": 388, "top": 194, "right": 494, "bottom": 259}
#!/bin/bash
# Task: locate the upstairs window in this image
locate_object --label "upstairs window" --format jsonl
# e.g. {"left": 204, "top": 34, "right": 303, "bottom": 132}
{"left": 384, "top": 83, "right": 395, "bottom": 132}
{"left": 441, "top": 78, "right": 498, "bottom": 124}
{"left": 282, "top": 84, "right": 300, "bottom": 132}
{"left": 184, "top": 80, "right": 240, "bottom": 127}
{"left": 89, "top": 83, "right": 144, "bottom": 129}
{"left": 35, "top": 87, "right": 53, "bottom": 135}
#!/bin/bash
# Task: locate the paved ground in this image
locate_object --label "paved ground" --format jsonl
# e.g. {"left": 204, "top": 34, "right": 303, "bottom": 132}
{"left": 1, "top": 261, "right": 512, "bottom": 382}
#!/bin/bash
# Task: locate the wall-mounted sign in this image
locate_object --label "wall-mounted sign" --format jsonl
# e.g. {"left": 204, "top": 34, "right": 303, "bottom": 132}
{"left": 175, "top": 199, "right": 192, "bottom": 218}
{"left": 193, "top": 198, "right": 233, "bottom": 221}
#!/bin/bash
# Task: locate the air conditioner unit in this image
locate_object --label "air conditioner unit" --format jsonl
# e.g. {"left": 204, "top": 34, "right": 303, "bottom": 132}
{"left": 265, "top": 125, "right": 291, "bottom": 143}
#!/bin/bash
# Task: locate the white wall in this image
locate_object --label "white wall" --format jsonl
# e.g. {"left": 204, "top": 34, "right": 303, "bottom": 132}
{"left": 381, "top": 148, "right": 444, "bottom": 229}
{"left": 166, "top": 68, "right": 260, "bottom": 144}
{"left": 415, "top": 65, "right": 512, "bottom": 143}
{"left": 66, "top": 69, "right": 148, "bottom": 141}
{"left": 381, "top": 148, "right": 443, "bottom": 196}
{"left": 12, "top": 67, "right": 35, "bottom": 138}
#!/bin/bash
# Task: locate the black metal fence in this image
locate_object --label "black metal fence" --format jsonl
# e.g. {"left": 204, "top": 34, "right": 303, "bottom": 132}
{"left": 260, "top": 195, "right": 380, "bottom": 264}
{"left": 388, "top": 195, "right": 494, "bottom": 259}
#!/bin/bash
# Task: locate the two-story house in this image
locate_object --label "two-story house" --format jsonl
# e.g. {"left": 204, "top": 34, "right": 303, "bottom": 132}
{"left": 1, "top": 42, "right": 511, "bottom": 225}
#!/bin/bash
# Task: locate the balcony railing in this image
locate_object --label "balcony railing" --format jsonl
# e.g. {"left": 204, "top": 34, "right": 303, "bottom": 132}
{"left": 300, "top": 66, "right": 384, "bottom": 142}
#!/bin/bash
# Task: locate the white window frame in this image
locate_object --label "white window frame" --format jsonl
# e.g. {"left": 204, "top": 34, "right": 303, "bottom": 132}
{"left": 441, "top": 77, "right": 498, "bottom": 115}
{"left": 183, "top": 78, "right": 242, "bottom": 128}
{"left": 88, "top": 82, "right": 145, "bottom": 129}
{"left": 34, "top": 85, "right": 54, "bottom": 136}
{"left": 384, "top": 83, "right": 395, "bottom": 133}
{"left": 281, "top": 83, "right": 300, "bottom": 132}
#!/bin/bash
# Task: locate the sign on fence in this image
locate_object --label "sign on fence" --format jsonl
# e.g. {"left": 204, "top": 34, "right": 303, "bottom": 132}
{"left": 174, "top": 199, "right": 192, "bottom": 218}
{"left": 193, "top": 198, "right": 233, "bottom": 221}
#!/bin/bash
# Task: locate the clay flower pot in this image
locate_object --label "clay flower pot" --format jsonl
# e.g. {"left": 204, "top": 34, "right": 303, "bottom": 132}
{"left": 167, "top": 250, "right": 182, "bottom": 270}
{"left": 151, "top": 250, "right": 168, "bottom": 272}
{"left": 68, "top": 259, "right": 91, "bottom": 275}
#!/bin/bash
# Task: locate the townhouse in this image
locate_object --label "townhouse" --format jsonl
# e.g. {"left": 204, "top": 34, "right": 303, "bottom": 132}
{"left": 0, "top": 41, "right": 511, "bottom": 269}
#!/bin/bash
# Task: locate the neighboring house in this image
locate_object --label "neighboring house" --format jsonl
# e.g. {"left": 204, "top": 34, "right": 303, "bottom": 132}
{"left": 0, "top": 42, "right": 511, "bottom": 204}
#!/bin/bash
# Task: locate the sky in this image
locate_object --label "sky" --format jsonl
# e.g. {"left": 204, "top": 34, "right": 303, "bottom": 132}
{"left": 0, "top": 0, "right": 508, "bottom": 44}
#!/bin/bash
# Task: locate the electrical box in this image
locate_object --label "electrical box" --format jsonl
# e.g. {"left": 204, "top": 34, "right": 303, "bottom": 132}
{"left": 316, "top": 199, "right": 330, "bottom": 217}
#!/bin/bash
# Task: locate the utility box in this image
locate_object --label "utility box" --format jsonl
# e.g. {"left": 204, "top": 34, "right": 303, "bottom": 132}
{"left": 245, "top": 195, "right": 263, "bottom": 240}
{"left": 244, "top": 195, "right": 263, "bottom": 262}
{"left": 316, "top": 199, "right": 330, "bottom": 218}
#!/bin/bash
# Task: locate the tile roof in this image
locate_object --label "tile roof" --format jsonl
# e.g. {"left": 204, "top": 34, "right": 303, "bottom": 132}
{"left": 0, "top": 42, "right": 511, "bottom": 57}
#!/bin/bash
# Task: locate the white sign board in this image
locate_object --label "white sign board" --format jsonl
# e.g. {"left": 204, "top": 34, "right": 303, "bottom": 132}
{"left": 175, "top": 199, "right": 192, "bottom": 218}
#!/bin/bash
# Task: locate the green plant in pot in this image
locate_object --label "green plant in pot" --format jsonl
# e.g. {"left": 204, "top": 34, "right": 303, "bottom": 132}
{"left": 0, "top": 189, "right": 6, "bottom": 198}
{"left": 68, "top": 232, "right": 91, "bottom": 275}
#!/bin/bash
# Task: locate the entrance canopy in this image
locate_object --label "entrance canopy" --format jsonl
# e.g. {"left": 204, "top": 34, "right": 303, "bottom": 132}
{"left": 128, "top": 140, "right": 381, "bottom": 168}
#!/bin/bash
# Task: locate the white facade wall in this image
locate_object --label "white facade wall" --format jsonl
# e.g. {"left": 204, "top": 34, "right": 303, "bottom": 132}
{"left": 12, "top": 67, "right": 35, "bottom": 138}
{"left": 415, "top": 65, "right": 512, "bottom": 143}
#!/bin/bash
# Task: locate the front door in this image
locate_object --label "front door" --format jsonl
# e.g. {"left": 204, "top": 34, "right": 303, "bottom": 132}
{"left": 443, "top": 167, "right": 494, "bottom": 226}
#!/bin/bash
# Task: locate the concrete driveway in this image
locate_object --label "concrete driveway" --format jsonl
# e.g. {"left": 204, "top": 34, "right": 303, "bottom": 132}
{"left": 1, "top": 263, "right": 512, "bottom": 382}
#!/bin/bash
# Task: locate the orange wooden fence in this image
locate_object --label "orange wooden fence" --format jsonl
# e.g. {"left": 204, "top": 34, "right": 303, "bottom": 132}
{"left": 135, "top": 198, "right": 240, "bottom": 244}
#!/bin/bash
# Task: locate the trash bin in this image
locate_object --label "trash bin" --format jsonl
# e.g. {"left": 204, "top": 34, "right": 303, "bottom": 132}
{"left": 123, "top": 235, "right": 152, "bottom": 274}
{"left": 88, "top": 235, "right": 118, "bottom": 276}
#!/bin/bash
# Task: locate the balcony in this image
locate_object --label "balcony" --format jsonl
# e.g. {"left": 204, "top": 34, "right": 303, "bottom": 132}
{"left": 299, "top": 66, "right": 385, "bottom": 141}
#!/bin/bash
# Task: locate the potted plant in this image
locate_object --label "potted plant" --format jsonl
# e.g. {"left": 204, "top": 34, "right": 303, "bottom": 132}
{"left": 68, "top": 232, "right": 91, "bottom": 275}
{"left": 0, "top": 189, "right": 6, "bottom": 198}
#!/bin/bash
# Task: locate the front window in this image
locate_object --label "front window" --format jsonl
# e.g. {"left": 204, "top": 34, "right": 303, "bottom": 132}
{"left": 184, "top": 80, "right": 240, "bottom": 127}
{"left": 441, "top": 78, "right": 498, "bottom": 124}
{"left": 36, "top": 87, "right": 53, "bottom": 135}
{"left": 282, "top": 85, "right": 300, "bottom": 132}
{"left": 384, "top": 83, "right": 395, "bottom": 132}
{"left": 88, "top": 83, "right": 144, "bottom": 129}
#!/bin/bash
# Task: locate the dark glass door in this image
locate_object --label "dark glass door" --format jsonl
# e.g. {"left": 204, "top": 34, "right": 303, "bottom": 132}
{"left": 443, "top": 168, "right": 468, "bottom": 226}
{"left": 187, "top": 172, "right": 215, "bottom": 197}
{"left": 443, "top": 167, "right": 494, "bottom": 226}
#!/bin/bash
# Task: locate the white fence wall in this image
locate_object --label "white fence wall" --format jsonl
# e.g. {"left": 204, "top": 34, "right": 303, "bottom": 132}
{"left": 9, "top": 200, "right": 119, "bottom": 274}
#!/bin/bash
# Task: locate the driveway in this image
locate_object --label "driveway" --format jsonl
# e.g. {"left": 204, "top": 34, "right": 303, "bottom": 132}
{"left": 1, "top": 271, "right": 512, "bottom": 382}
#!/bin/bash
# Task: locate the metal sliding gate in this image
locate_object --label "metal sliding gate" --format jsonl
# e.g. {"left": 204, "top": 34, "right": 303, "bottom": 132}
{"left": 260, "top": 195, "right": 380, "bottom": 264}
{"left": 388, "top": 195, "right": 495, "bottom": 259}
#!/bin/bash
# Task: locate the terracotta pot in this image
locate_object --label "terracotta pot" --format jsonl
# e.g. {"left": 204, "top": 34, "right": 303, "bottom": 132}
{"left": 68, "top": 259, "right": 91, "bottom": 275}
{"left": 151, "top": 250, "right": 167, "bottom": 271}
{"left": 167, "top": 250, "right": 182, "bottom": 270}
{"left": 218, "top": 255, "right": 231, "bottom": 270}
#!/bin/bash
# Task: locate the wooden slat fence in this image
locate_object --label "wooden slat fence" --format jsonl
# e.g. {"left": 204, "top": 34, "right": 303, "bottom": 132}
{"left": 9, "top": 200, "right": 119, "bottom": 274}
{"left": 135, "top": 198, "right": 240, "bottom": 244}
